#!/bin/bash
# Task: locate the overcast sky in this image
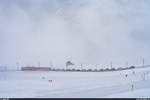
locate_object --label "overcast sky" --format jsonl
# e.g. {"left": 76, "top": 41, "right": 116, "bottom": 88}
{"left": 0, "top": 0, "right": 150, "bottom": 68}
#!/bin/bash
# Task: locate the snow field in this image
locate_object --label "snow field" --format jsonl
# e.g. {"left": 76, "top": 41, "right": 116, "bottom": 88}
{"left": 0, "top": 67, "right": 150, "bottom": 98}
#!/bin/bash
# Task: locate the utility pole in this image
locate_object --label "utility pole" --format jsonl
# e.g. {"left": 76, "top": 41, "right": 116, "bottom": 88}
{"left": 49, "top": 61, "right": 53, "bottom": 68}
{"left": 16, "top": 62, "right": 19, "bottom": 71}
{"left": 38, "top": 62, "right": 41, "bottom": 67}
{"left": 142, "top": 58, "right": 145, "bottom": 67}
{"left": 5, "top": 64, "right": 7, "bottom": 71}
{"left": 81, "top": 64, "right": 83, "bottom": 70}
{"left": 66, "top": 61, "right": 68, "bottom": 70}
{"left": 126, "top": 61, "right": 128, "bottom": 67}
{"left": 110, "top": 62, "right": 112, "bottom": 69}
{"left": 66, "top": 64, "right": 68, "bottom": 70}
{"left": 95, "top": 64, "right": 98, "bottom": 70}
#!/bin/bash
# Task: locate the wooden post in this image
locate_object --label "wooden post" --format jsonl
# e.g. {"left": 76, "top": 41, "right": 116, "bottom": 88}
{"left": 81, "top": 64, "right": 83, "bottom": 70}
{"left": 49, "top": 61, "right": 53, "bottom": 69}
{"left": 66, "top": 65, "right": 67, "bottom": 70}
{"left": 126, "top": 62, "right": 128, "bottom": 67}
{"left": 38, "top": 62, "right": 41, "bottom": 67}
{"left": 16, "top": 62, "right": 19, "bottom": 71}
{"left": 142, "top": 58, "right": 145, "bottom": 67}
{"left": 95, "top": 64, "right": 98, "bottom": 69}
{"left": 5, "top": 65, "right": 7, "bottom": 71}
{"left": 110, "top": 62, "right": 112, "bottom": 69}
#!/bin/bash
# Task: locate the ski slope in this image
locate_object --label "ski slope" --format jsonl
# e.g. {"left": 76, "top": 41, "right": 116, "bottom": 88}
{"left": 107, "top": 88, "right": 150, "bottom": 98}
{"left": 0, "top": 67, "right": 150, "bottom": 98}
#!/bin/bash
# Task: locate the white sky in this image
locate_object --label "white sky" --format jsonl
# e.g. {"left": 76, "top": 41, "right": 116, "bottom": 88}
{"left": 0, "top": 0, "right": 150, "bottom": 68}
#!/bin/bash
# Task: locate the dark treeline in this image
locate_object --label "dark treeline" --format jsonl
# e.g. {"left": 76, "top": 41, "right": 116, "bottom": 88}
{"left": 49, "top": 66, "right": 135, "bottom": 72}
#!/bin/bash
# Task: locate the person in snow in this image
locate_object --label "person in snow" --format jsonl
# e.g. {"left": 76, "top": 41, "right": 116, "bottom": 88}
{"left": 131, "top": 84, "right": 134, "bottom": 91}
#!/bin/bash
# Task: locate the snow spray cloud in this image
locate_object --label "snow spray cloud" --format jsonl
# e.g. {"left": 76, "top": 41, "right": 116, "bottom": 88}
{"left": 0, "top": 0, "right": 150, "bottom": 68}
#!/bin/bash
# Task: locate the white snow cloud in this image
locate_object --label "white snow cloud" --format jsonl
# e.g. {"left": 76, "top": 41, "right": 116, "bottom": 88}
{"left": 0, "top": 0, "right": 150, "bottom": 67}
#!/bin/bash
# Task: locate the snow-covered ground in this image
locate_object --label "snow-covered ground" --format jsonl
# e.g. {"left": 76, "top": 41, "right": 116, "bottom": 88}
{"left": 107, "top": 88, "right": 150, "bottom": 98}
{"left": 0, "top": 67, "right": 150, "bottom": 98}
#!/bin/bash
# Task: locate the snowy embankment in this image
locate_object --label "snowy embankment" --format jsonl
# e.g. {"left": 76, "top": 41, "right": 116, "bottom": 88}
{"left": 0, "top": 67, "right": 150, "bottom": 98}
